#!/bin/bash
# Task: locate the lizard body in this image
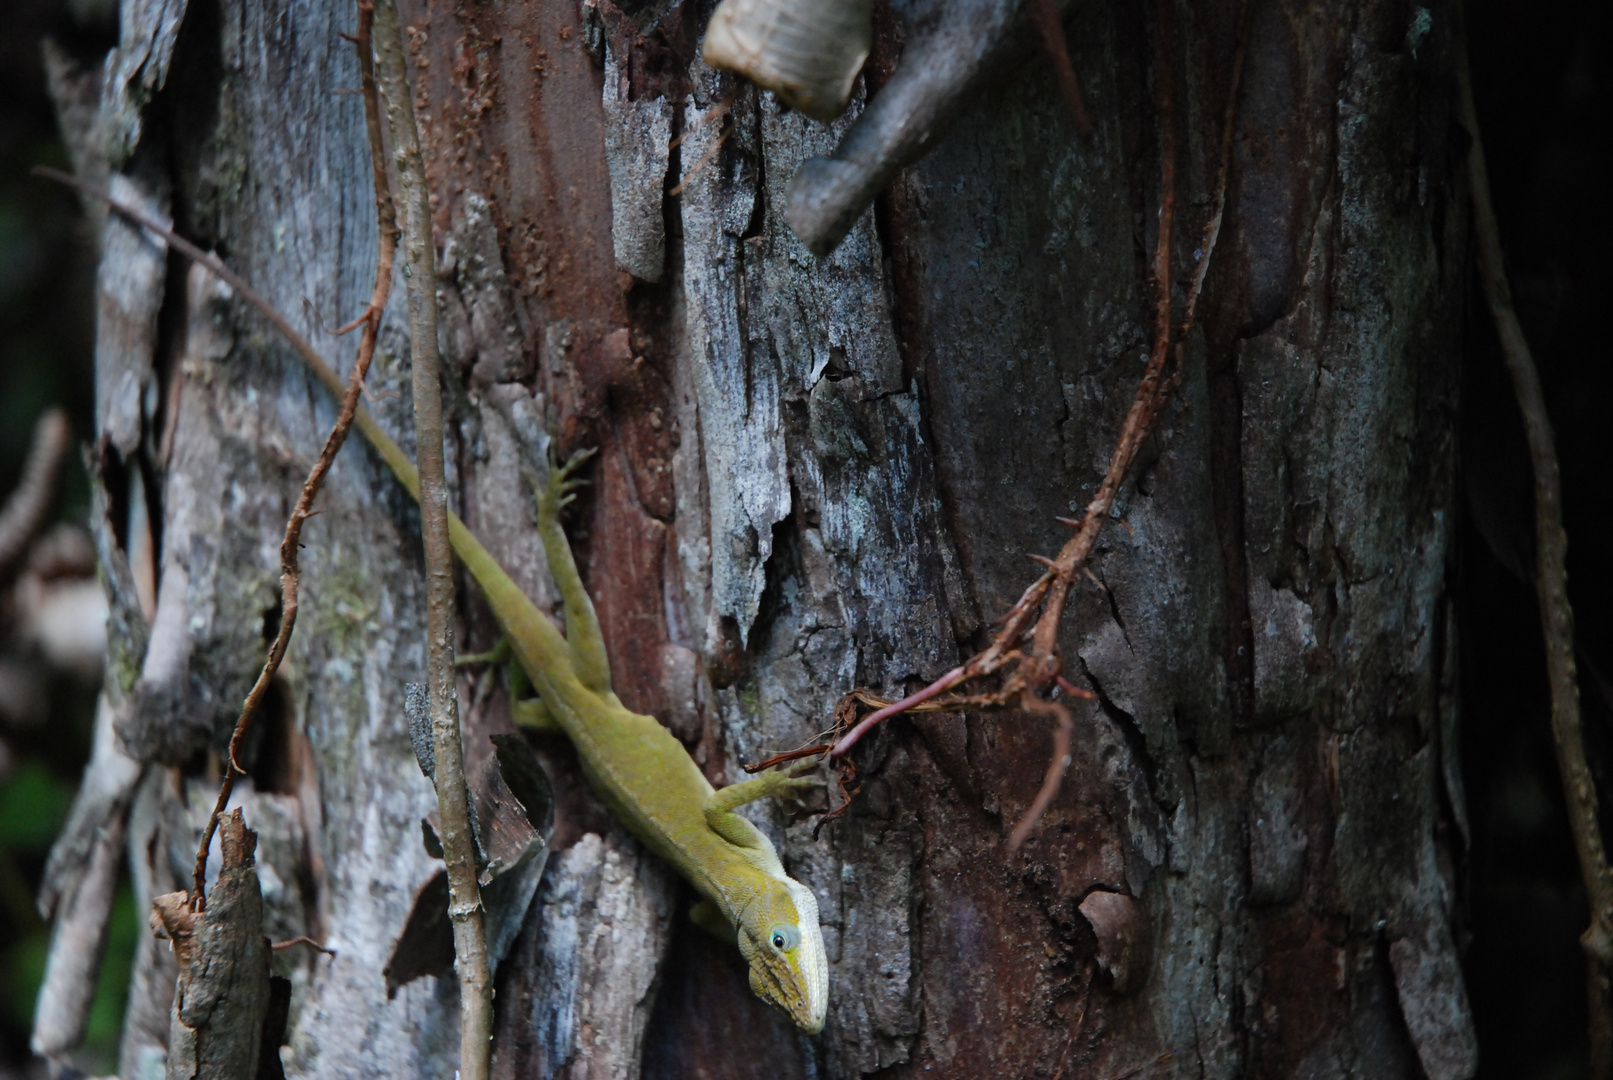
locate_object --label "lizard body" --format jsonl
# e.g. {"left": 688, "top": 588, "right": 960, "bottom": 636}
{"left": 329, "top": 384, "right": 828, "bottom": 1031}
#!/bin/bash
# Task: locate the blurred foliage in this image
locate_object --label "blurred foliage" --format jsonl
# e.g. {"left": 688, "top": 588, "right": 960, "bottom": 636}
{"left": 0, "top": 763, "right": 72, "bottom": 851}
{"left": 0, "top": 762, "right": 135, "bottom": 1074}
{"left": 0, "top": 765, "right": 68, "bottom": 1036}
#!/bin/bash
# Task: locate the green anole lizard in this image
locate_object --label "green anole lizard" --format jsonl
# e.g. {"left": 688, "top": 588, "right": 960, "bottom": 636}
{"left": 309, "top": 368, "right": 829, "bottom": 1032}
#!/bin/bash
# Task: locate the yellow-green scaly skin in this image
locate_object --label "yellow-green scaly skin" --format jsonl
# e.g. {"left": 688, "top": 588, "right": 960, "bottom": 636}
{"left": 344, "top": 402, "right": 827, "bottom": 1032}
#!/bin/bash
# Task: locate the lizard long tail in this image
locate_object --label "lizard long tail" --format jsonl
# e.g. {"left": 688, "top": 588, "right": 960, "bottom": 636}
{"left": 285, "top": 312, "right": 578, "bottom": 686}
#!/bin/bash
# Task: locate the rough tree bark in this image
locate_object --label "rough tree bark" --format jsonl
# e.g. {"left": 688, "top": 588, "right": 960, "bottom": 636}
{"left": 44, "top": 0, "right": 1477, "bottom": 1077}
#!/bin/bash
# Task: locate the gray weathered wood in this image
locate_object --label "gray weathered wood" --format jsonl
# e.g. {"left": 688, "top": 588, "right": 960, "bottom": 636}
{"left": 44, "top": 0, "right": 1479, "bottom": 1076}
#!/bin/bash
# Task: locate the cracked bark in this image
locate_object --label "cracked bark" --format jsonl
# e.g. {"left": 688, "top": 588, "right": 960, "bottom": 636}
{"left": 53, "top": 0, "right": 1476, "bottom": 1076}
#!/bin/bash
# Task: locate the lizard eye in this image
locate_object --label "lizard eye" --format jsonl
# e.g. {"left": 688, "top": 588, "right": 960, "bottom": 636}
{"left": 768, "top": 923, "right": 801, "bottom": 952}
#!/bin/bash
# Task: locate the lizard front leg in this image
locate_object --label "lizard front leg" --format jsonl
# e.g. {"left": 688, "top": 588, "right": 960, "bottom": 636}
{"left": 704, "top": 762, "right": 819, "bottom": 850}
{"left": 528, "top": 448, "right": 614, "bottom": 697}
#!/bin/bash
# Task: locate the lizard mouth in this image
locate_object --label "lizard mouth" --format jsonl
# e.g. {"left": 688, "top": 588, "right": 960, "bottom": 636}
{"left": 793, "top": 1002, "right": 826, "bottom": 1035}
{"left": 748, "top": 952, "right": 825, "bottom": 1033}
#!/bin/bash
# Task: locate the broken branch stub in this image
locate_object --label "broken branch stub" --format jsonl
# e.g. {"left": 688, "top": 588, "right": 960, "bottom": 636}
{"left": 784, "top": 0, "right": 1078, "bottom": 256}
{"left": 160, "top": 810, "right": 273, "bottom": 1080}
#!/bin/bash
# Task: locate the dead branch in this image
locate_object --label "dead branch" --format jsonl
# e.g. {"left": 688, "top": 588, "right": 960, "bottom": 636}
{"left": 0, "top": 407, "right": 71, "bottom": 574}
{"left": 269, "top": 936, "right": 338, "bottom": 956}
{"left": 371, "top": 4, "right": 494, "bottom": 1079}
{"left": 1047, "top": 965, "right": 1093, "bottom": 1080}
{"left": 162, "top": 811, "right": 273, "bottom": 1080}
{"left": 39, "top": 4, "right": 400, "bottom": 924}
{"left": 30, "top": 790, "right": 125, "bottom": 1058}
{"left": 1006, "top": 694, "right": 1076, "bottom": 849}
{"left": 34, "top": 167, "right": 419, "bottom": 500}
{"left": 1457, "top": 35, "right": 1613, "bottom": 1078}
{"left": 670, "top": 92, "right": 739, "bottom": 197}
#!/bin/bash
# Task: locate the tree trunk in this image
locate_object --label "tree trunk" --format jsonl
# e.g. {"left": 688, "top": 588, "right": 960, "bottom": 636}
{"left": 52, "top": 0, "right": 1476, "bottom": 1076}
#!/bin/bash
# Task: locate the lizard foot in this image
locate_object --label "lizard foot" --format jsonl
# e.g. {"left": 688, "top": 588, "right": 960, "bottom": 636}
{"left": 535, "top": 446, "right": 598, "bottom": 523}
{"left": 454, "top": 638, "right": 511, "bottom": 668}
{"left": 759, "top": 760, "right": 822, "bottom": 806}
{"left": 707, "top": 759, "right": 823, "bottom": 820}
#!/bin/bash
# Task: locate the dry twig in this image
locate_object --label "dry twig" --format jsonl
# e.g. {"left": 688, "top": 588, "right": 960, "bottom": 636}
{"left": 670, "top": 92, "right": 739, "bottom": 198}
{"left": 0, "top": 407, "right": 71, "bottom": 574}
{"left": 372, "top": 3, "right": 494, "bottom": 1077}
{"left": 35, "top": 2, "right": 405, "bottom": 917}
{"left": 1457, "top": 36, "right": 1613, "bottom": 1077}
{"left": 269, "top": 935, "right": 338, "bottom": 956}
{"left": 1047, "top": 964, "right": 1092, "bottom": 1080}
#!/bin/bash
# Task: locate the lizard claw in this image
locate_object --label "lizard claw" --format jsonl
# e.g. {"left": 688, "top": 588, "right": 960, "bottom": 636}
{"left": 770, "top": 760, "right": 822, "bottom": 801}
{"left": 555, "top": 446, "right": 598, "bottom": 486}
{"left": 533, "top": 446, "right": 598, "bottom": 520}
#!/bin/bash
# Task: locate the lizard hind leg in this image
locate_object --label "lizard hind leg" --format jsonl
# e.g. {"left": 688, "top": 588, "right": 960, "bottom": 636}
{"left": 489, "top": 644, "right": 563, "bottom": 733}
{"left": 526, "top": 448, "right": 613, "bottom": 696}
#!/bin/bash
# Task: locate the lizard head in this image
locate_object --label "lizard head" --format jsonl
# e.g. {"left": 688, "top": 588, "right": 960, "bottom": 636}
{"left": 735, "top": 876, "right": 828, "bottom": 1033}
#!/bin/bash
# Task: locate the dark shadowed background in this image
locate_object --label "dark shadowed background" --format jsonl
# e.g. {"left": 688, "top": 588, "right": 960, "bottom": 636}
{"left": 0, "top": 0, "right": 1608, "bottom": 1076}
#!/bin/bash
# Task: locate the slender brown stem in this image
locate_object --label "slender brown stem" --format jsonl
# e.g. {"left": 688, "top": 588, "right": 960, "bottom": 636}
{"left": 35, "top": 170, "right": 347, "bottom": 402}
{"left": 355, "top": 0, "right": 400, "bottom": 274}
{"left": 1034, "top": 0, "right": 1175, "bottom": 660}
{"left": 372, "top": 3, "right": 493, "bottom": 1076}
{"left": 1028, "top": 0, "right": 1094, "bottom": 139}
{"left": 1047, "top": 966, "right": 1092, "bottom": 1080}
{"left": 188, "top": 321, "right": 370, "bottom": 908}
{"left": 1056, "top": 675, "right": 1096, "bottom": 701}
{"left": 670, "top": 108, "right": 734, "bottom": 197}
{"left": 270, "top": 935, "right": 337, "bottom": 956}
{"left": 1006, "top": 694, "right": 1075, "bottom": 850}
{"left": 37, "top": 165, "right": 426, "bottom": 505}
{"left": 999, "top": 0, "right": 1175, "bottom": 844}
{"left": 1458, "top": 36, "right": 1613, "bottom": 1077}
{"left": 832, "top": 666, "right": 966, "bottom": 755}
{"left": 667, "top": 91, "right": 736, "bottom": 151}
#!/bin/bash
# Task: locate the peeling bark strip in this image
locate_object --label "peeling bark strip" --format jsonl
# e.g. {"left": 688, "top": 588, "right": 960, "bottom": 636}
{"left": 493, "top": 832, "right": 675, "bottom": 1080}
{"left": 31, "top": 751, "right": 129, "bottom": 1059}
{"left": 602, "top": 41, "right": 672, "bottom": 283}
